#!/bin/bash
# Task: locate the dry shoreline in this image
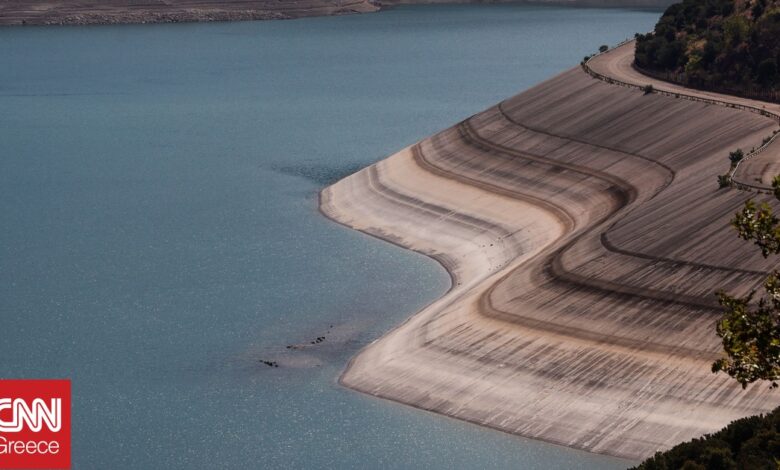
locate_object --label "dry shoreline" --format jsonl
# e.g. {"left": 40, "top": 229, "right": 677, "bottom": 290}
{"left": 0, "top": 0, "right": 674, "bottom": 26}
{"left": 322, "top": 42, "right": 780, "bottom": 460}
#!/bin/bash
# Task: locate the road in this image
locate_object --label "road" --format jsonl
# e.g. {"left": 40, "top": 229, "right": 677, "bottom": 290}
{"left": 589, "top": 41, "right": 780, "bottom": 190}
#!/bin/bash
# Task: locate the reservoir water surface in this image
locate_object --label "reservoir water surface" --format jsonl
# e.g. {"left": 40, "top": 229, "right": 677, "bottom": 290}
{"left": 0, "top": 5, "right": 659, "bottom": 468}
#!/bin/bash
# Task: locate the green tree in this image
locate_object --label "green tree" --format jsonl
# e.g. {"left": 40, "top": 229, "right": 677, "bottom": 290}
{"left": 723, "top": 16, "right": 750, "bottom": 47}
{"left": 758, "top": 59, "right": 778, "bottom": 86}
{"left": 729, "top": 148, "right": 745, "bottom": 164}
{"left": 714, "top": 176, "right": 780, "bottom": 388}
{"left": 634, "top": 0, "right": 780, "bottom": 95}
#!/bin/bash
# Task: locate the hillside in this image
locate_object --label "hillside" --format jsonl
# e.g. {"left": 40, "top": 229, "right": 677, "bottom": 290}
{"left": 635, "top": 0, "right": 780, "bottom": 100}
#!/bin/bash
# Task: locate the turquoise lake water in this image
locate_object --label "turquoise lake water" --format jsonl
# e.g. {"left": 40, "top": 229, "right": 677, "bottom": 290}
{"left": 0, "top": 5, "right": 660, "bottom": 468}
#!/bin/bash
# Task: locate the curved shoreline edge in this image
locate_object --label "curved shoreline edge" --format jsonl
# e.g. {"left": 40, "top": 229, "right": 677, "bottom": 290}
{"left": 322, "top": 42, "right": 780, "bottom": 460}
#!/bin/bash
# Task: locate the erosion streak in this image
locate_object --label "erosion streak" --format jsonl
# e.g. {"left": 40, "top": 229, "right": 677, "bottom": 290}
{"left": 322, "top": 49, "right": 780, "bottom": 459}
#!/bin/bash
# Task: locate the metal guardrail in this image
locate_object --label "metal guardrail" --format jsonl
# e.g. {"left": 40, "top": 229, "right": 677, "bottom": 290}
{"left": 581, "top": 40, "right": 780, "bottom": 195}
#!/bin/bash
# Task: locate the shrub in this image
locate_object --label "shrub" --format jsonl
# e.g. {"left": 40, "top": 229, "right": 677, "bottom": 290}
{"left": 729, "top": 149, "right": 744, "bottom": 164}
{"left": 758, "top": 59, "right": 778, "bottom": 86}
{"left": 718, "top": 174, "right": 732, "bottom": 188}
{"left": 643, "top": 84, "right": 654, "bottom": 94}
{"left": 599, "top": 45, "right": 609, "bottom": 53}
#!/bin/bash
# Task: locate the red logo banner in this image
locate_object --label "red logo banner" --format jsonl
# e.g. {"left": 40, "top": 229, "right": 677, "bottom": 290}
{"left": 0, "top": 380, "right": 70, "bottom": 469}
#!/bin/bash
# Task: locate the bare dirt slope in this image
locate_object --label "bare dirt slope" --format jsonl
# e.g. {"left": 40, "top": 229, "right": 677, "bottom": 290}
{"left": 588, "top": 42, "right": 780, "bottom": 192}
{"left": 322, "top": 50, "right": 780, "bottom": 459}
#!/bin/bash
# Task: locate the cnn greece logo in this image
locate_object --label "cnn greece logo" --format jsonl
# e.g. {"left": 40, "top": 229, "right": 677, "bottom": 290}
{"left": 0, "top": 380, "right": 70, "bottom": 469}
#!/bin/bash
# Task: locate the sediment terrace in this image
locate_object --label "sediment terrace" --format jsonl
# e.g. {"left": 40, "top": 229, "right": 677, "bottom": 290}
{"left": 322, "top": 43, "right": 780, "bottom": 459}
{"left": 587, "top": 42, "right": 780, "bottom": 193}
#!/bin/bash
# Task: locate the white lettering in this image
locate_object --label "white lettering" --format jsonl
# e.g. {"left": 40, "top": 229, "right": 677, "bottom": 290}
{"left": 0, "top": 398, "right": 61, "bottom": 432}
{"left": 0, "top": 436, "right": 60, "bottom": 455}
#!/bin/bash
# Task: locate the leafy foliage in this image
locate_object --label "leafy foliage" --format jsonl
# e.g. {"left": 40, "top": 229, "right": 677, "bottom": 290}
{"left": 714, "top": 178, "right": 780, "bottom": 389}
{"left": 729, "top": 148, "right": 745, "bottom": 164}
{"left": 733, "top": 184, "right": 780, "bottom": 256}
{"left": 714, "top": 278, "right": 780, "bottom": 388}
{"left": 635, "top": 0, "right": 780, "bottom": 92}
